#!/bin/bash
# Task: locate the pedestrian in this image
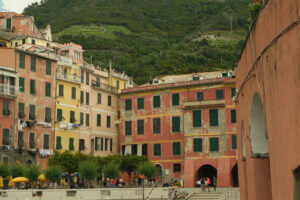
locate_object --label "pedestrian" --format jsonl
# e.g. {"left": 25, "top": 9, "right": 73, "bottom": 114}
{"left": 213, "top": 176, "right": 217, "bottom": 191}
{"left": 200, "top": 178, "right": 205, "bottom": 192}
{"left": 206, "top": 177, "right": 211, "bottom": 192}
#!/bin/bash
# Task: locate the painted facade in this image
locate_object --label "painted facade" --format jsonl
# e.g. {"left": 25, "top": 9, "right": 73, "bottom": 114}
{"left": 120, "top": 72, "right": 237, "bottom": 187}
{"left": 236, "top": 0, "right": 300, "bottom": 199}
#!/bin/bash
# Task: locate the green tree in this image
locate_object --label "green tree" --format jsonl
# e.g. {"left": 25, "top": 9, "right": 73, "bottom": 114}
{"left": 10, "top": 164, "right": 24, "bottom": 178}
{"left": 103, "top": 163, "right": 120, "bottom": 179}
{"left": 0, "top": 164, "right": 10, "bottom": 178}
{"left": 25, "top": 165, "right": 40, "bottom": 188}
{"left": 120, "top": 155, "right": 147, "bottom": 184}
{"left": 45, "top": 166, "right": 62, "bottom": 185}
{"left": 79, "top": 161, "right": 98, "bottom": 182}
{"left": 138, "top": 162, "right": 156, "bottom": 179}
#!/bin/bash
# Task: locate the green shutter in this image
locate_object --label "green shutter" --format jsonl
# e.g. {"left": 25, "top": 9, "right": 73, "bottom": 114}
{"left": 3, "top": 129, "right": 9, "bottom": 145}
{"left": 30, "top": 56, "right": 36, "bottom": 72}
{"left": 95, "top": 137, "right": 99, "bottom": 150}
{"left": 6, "top": 18, "right": 11, "bottom": 29}
{"left": 18, "top": 131, "right": 24, "bottom": 146}
{"left": 125, "top": 121, "right": 132, "bottom": 135}
{"left": 153, "top": 118, "right": 160, "bottom": 134}
{"left": 232, "top": 135, "right": 237, "bottom": 150}
{"left": 80, "top": 91, "right": 84, "bottom": 104}
{"left": 18, "top": 103, "right": 25, "bottom": 118}
{"left": 101, "top": 138, "right": 103, "bottom": 151}
{"left": 108, "top": 96, "right": 111, "bottom": 106}
{"left": 110, "top": 139, "right": 113, "bottom": 152}
{"left": 125, "top": 99, "right": 132, "bottom": 110}
{"left": 231, "top": 110, "right": 236, "bottom": 123}
{"left": 154, "top": 144, "right": 161, "bottom": 156}
{"left": 46, "top": 60, "right": 51, "bottom": 75}
{"left": 216, "top": 90, "right": 224, "bottom": 100}
{"left": 137, "top": 98, "right": 144, "bottom": 109}
{"left": 44, "top": 134, "right": 49, "bottom": 149}
{"left": 59, "top": 84, "right": 64, "bottom": 96}
{"left": 86, "top": 92, "right": 89, "bottom": 105}
{"left": 97, "top": 114, "right": 101, "bottom": 126}
{"left": 19, "top": 77, "right": 25, "bottom": 92}
{"left": 19, "top": 53, "right": 25, "bottom": 69}
{"left": 137, "top": 119, "right": 144, "bottom": 135}
{"left": 231, "top": 88, "right": 236, "bottom": 98}
{"left": 86, "top": 114, "right": 89, "bottom": 126}
{"left": 72, "top": 87, "right": 76, "bottom": 99}
{"left": 70, "top": 111, "right": 75, "bottom": 123}
{"left": 193, "top": 110, "right": 202, "bottom": 127}
{"left": 81, "top": 70, "right": 84, "bottom": 83}
{"left": 30, "top": 79, "right": 35, "bottom": 95}
{"left": 97, "top": 93, "right": 101, "bottom": 104}
{"left": 3, "top": 100, "right": 10, "bottom": 116}
{"left": 57, "top": 109, "right": 62, "bottom": 121}
{"left": 69, "top": 138, "right": 74, "bottom": 150}
{"left": 105, "top": 138, "right": 108, "bottom": 151}
{"left": 29, "top": 133, "right": 35, "bottom": 149}
{"left": 196, "top": 92, "right": 204, "bottom": 101}
{"left": 107, "top": 116, "right": 111, "bottom": 128}
{"left": 80, "top": 112, "right": 84, "bottom": 125}
{"left": 172, "top": 116, "right": 180, "bottom": 132}
{"left": 173, "top": 142, "right": 180, "bottom": 155}
{"left": 45, "top": 107, "right": 51, "bottom": 122}
{"left": 142, "top": 144, "right": 147, "bottom": 156}
{"left": 193, "top": 138, "right": 202, "bottom": 152}
{"left": 116, "top": 80, "right": 119, "bottom": 89}
{"left": 45, "top": 82, "right": 51, "bottom": 97}
{"left": 153, "top": 96, "right": 160, "bottom": 108}
{"left": 132, "top": 144, "right": 137, "bottom": 155}
{"left": 56, "top": 136, "right": 62, "bottom": 149}
{"left": 172, "top": 93, "right": 179, "bottom": 106}
{"left": 209, "top": 109, "right": 219, "bottom": 126}
{"left": 86, "top": 72, "right": 89, "bottom": 85}
{"left": 29, "top": 104, "right": 35, "bottom": 120}
{"left": 209, "top": 137, "right": 219, "bottom": 152}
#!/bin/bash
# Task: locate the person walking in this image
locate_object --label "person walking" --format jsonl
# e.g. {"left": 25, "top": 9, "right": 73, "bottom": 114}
{"left": 200, "top": 178, "right": 206, "bottom": 192}
{"left": 206, "top": 177, "right": 211, "bottom": 192}
{"left": 213, "top": 177, "right": 217, "bottom": 191}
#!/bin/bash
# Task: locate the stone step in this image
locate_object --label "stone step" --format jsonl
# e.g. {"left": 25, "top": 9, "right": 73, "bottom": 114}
{"left": 189, "top": 192, "right": 223, "bottom": 200}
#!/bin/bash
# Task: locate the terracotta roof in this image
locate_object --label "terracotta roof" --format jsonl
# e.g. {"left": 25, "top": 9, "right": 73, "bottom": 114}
{"left": 0, "top": 12, "right": 24, "bottom": 17}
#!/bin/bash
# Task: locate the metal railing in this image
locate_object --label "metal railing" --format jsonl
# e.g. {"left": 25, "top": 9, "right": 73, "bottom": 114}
{"left": 56, "top": 72, "right": 81, "bottom": 84}
{"left": 0, "top": 84, "right": 17, "bottom": 97}
{"left": 91, "top": 80, "right": 118, "bottom": 93}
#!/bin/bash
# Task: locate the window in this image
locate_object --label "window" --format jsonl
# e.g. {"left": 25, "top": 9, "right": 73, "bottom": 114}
{"left": 108, "top": 95, "right": 111, "bottom": 106}
{"left": 231, "top": 109, "right": 236, "bottom": 123}
{"left": 22, "top": 39, "right": 25, "bottom": 44}
{"left": 81, "top": 70, "right": 84, "bottom": 83}
{"left": 232, "top": 135, "right": 237, "bottom": 150}
{"left": 80, "top": 112, "right": 84, "bottom": 125}
{"left": 107, "top": 116, "right": 111, "bottom": 128}
{"left": 3, "top": 129, "right": 9, "bottom": 145}
{"left": 101, "top": 138, "right": 103, "bottom": 151}
{"left": 30, "top": 79, "right": 36, "bottom": 95}
{"left": 69, "top": 138, "right": 74, "bottom": 150}
{"left": 19, "top": 77, "right": 25, "bottom": 92}
{"left": 43, "top": 134, "right": 49, "bottom": 149}
{"left": 132, "top": 144, "right": 137, "bottom": 155}
{"left": 153, "top": 118, "right": 160, "bottom": 134}
{"left": 97, "top": 114, "right": 101, "bottom": 126}
{"left": 209, "top": 137, "right": 219, "bottom": 152}
{"left": 216, "top": 89, "right": 224, "bottom": 100}
{"left": 18, "top": 131, "right": 24, "bottom": 147}
{"left": 95, "top": 137, "right": 100, "bottom": 151}
{"left": 196, "top": 92, "right": 204, "bottom": 101}
{"left": 96, "top": 77, "right": 100, "bottom": 86}
{"left": 137, "top": 120, "right": 144, "bottom": 135}
{"left": 125, "top": 121, "right": 132, "bottom": 136}
{"left": 45, "top": 107, "right": 51, "bottom": 122}
{"left": 222, "top": 72, "right": 229, "bottom": 77}
{"left": 30, "top": 56, "right": 36, "bottom": 72}
{"left": 86, "top": 114, "right": 89, "bottom": 126}
{"left": 193, "top": 138, "right": 202, "bottom": 152}
{"left": 173, "top": 142, "right": 180, "bottom": 155}
{"left": 105, "top": 138, "right": 108, "bottom": 151}
{"left": 18, "top": 103, "right": 25, "bottom": 118}
{"left": 6, "top": 18, "right": 11, "bottom": 29}
{"left": 19, "top": 53, "right": 25, "bottom": 69}
{"left": 70, "top": 111, "right": 75, "bottom": 123}
{"left": 71, "top": 87, "right": 76, "bottom": 99}
{"left": 110, "top": 139, "right": 113, "bottom": 152}
{"left": 29, "top": 104, "right": 35, "bottom": 120}
{"left": 59, "top": 84, "right": 64, "bottom": 96}
{"left": 80, "top": 91, "right": 84, "bottom": 104}
{"left": 172, "top": 93, "right": 179, "bottom": 106}
{"left": 79, "top": 139, "right": 85, "bottom": 151}
{"left": 142, "top": 144, "right": 147, "bottom": 156}
{"left": 116, "top": 80, "right": 119, "bottom": 89}
{"left": 193, "top": 110, "right": 202, "bottom": 127}
{"left": 153, "top": 144, "right": 161, "bottom": 156}
{"left": 56, "top": 136, "right": 62, "bottom": 150}
{"left": 47, "top": 43, "right": 50, "bottom": 47}
{"left": 86, "top": 92, "right": 89, "bottom": 105}
{"left": 86, "top": 72, "right": 89, "bottom": 85}
{"left": 172, "top": 116, "right": 180, "bottom": 132}
{"left": 209, "top": 109, "right": 219, "bottom": 126}
{"left": 29, "top": 133, "right": 35, "bottom": 149}
{"left": 193, "top": 76, "right": 200, "bottom": 81}
{"left": 231, "top": 88, "right": 236, "bottom": 98}
{"left": 97, "top": 93, "right": 101, "bottom": 104}
{"left": 32, "top": 39, "right": 35, "bottom": 45}
{"left": 74, "top": 51, "right": 80, "bottom": 59}
{"left": 173, "top": 164, "right": 181, "bottom": 172}
{"left": 57, "top": 109, "right": 62, "bottom": 122}
{"left": 125, "top": 99, "right": 132, "bottom": 110}
{"left": 137, "top": 98, "right": 144, "bottom": 109}
{"left": 153, "top": 96, "right": 160, "bottom": 108}
{"left": 3, "top": 100, "right": 10, "bottom": 116}
{"left": 45, "top": 82, "right": 51, "bottom": 97}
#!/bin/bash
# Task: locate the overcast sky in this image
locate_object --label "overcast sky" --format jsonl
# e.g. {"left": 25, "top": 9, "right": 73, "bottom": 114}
{"left": 0, "top": 0, "right": 41, "bottom": 13}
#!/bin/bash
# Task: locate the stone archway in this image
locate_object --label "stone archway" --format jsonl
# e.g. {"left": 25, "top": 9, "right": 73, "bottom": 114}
{"left": 294, "top": 166, "right": 300, "bottom": 200}
{"left": 196, "top": 164, "right": 217, "bottom": 185}
{"left": 231, "top": 164, "right": 239, "bottom": 187}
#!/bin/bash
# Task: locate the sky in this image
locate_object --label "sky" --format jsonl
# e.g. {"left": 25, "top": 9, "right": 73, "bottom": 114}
{"left": 0, "top": 0, "right": 41, "bottom": 13}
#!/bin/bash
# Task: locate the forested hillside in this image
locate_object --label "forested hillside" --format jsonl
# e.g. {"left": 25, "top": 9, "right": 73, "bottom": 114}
{"left": 24, "top": 0, "right": 251, "bottom": 84}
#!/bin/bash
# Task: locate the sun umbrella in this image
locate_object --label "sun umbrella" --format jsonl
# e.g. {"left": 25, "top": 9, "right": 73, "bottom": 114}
{"left": 0, "top": 176, "right": 3, "bottom": 188}
{"left": 38, "top": 174, "right": 47, "bottom": 182}
{"left": 12, "top": 177, "right": 29, "bottom": 183}
{"left": 8, "top": 176, "right": 13, "bottom": 187}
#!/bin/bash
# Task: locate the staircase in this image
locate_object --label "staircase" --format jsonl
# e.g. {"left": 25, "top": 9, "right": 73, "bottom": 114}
{"left": 189, "top": 192, "right": 223, "bottom": 200}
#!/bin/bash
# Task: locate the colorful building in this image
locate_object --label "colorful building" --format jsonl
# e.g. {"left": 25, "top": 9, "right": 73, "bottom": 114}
{"left": 119, "top": 72, "right": 237, "bottom": 187}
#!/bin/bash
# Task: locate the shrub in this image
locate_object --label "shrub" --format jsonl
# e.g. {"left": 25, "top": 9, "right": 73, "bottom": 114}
{"left": 0, "top": 164, "right": 10, "bottom": 178}
{"left": 138, "top": 162, "right": 156, "bottom": 179}
{"left": 79, "top": 161, "right": 98, "bottom": 181}
{"left": 45, "top": 166, "right": 62, "bottom": 183}
{"left": 103, "top": 163, "right": 120, "bottom": 179}
{"left": 10, "top": 164, "right": 24, "bottom": 178}
{"left": 25, "top": 165, "right": 40, "bottom": 182}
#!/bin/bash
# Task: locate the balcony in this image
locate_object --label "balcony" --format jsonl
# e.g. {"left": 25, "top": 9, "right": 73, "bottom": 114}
{"left": 56, "top": 72, "right": 81, "bottom": 84}
{"left": 0, "top": 84, "right": 17, "bottom": 98}
{"left": 91, "top": 80, "right": 117, "bottom": 94}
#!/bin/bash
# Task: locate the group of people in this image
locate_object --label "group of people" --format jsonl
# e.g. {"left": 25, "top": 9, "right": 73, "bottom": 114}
{"left": 199, "top": 176, "right": 217, "bottom": 192}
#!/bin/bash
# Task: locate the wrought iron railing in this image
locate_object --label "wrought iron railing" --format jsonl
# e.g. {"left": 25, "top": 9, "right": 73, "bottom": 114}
{"left": 0, "top": 84, "right": 17, "bottom": 96}
{"left": 91, "top": 80, "right": 117, "bottom": 93}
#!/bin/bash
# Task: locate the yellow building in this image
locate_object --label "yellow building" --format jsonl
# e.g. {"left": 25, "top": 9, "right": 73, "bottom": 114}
{"left": 108, "top": 65, "right": 133, "bottom": 93}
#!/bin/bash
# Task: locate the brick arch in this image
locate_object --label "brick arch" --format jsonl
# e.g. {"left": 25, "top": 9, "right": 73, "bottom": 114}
{"left": 195, "top": 164, "right": 217, "bottom": 186}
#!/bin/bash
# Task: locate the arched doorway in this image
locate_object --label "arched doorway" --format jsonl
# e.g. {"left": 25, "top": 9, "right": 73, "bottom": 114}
{"left": 231, "top": 164, "right": 239, "bottom": 187}
{"left": 197, "top": 165, "right": 217, "bottom": 183}
{"left": 155, "top": 164, "right": 162, "bottom": 180}
{"left": 294, "top": 166, "right": 300, "bottom": 200}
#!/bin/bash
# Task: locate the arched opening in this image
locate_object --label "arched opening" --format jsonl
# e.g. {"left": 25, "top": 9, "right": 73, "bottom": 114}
{"left": 155, "top": 164, "right": 162, "bottom": 179}
{"left": 231, "top": 164, "right": 239, "bottom": 187}
{"left": 196, "top": 165, "right": 217, "bottom": 185}
{"left": 241, "top": 121, "right": 246, "bottom": 158}
{"left": 294, "top": 166, "right": 300, "bottom": 200}
{"left": 91, "top": 139, "right": 95, "bottom": 155}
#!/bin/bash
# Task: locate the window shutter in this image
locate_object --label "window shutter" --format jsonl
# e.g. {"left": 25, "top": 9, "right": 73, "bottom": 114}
{"left": 110, "top": 139, "right": 113, "bottom": 152}
{"left": 97, "top": 114, "right": 101, "bottom": 126}
{"left": 86, "top": 114, "right": 89, "bottom": 126}
{"left": 29, "top": 105, "right": 35, "bottom": 120}
{"left": 173, "top": 142, "right": 180, "bottom": 155}
{"left": 193, "top": 138, "right": 202, "bottom": 152}
{"left": 70, "top": 111, "right": 75, "bottom": 123}
{"left": 132, "top": 144, "right": 137, "bottom": 155}
{"left": 72, "top": 87, "right": 76, "bottom": 99}
{"left": 6, "top": 18, "right": 11, "bottom": 29}
{"left": 137, "top": 98, "right": 144, "bottom": 109}
{"left": 59, "top": 84, "right": 64, "bottom": 96}
{"left": 209, "top": 137, "right": 219, "bottom": 152}
{"left": 125, "top": 99, "right": 132, "bottom": 110}
{"left": 80, "top": 91, "right": 84, "bottom": 104}
{"left": 29, "top": 133, "right": 35, "bottom": 149}
{"left": 46, "top": 60, "right": 51, "bottom": 75}
{"left": 193, "top": 110, "right": 202, "bottom": 127}
{"left": 18, "top": 131, "right": 24, "bottom": 147}
{"left": 231, "top": 88, "right": 236, "bottom": 98}
{"left": 153, "top": 96, "right": 160, "bottom": 108}
{"left": 81, "top": 70, "right": 84, "bottom": 83}
{"left": 95, "top": 137, "right": 99, "bottom": 150}
{"left": 232, "top": 135, "right": 237, "bottom": 150}
{"left": 18, "top": 103, "right": 25, "bottom": 118}
{"left": 45, "top": 82, "right": 51, "bottom": 97}
{"left": 57, "top": 109, "right": 62, "bottom": 121}
{"left": 44, "top": 134, "right": 49, "bottom": 149}
{"left": 30, "top": 56, "right": 36, "bottom": 72}
{"left": 209, "top": 109, "right": 219, "bottom": 126}
{"left": 137, "top": 119, "right": 144, "bottom": 135}
{"left": 101, "top": 138, "right": 103, "bottom": 151}
{"left": 56, "top": 136, "right": 62, "bottom": 149}
{"left": 45, "top": 107, "right": 51, "bottom": 122}
{"left": 153, "top": 118, "right": 160, "bottom": 134}
{"left": 97, "top": 93, "right": 101, "bottom": 104}
{"left": 30, "top": 79, "right": 36, "bottom": 95}
{"left": 86, "top": 72, "right": 89, "bottom": 85}
{"left": 107, "top": 116, "right": 111, "bottom": 128}
{"left": 105, "top": 138, "right": 108, "bottom": 151}
{"left": 125, "top": 121, "right": 132, "bottom": 135}
{"left": 69, "top": 138, "right": 74, "bottom": 150}
{"left": 231, "top": 109, "right": 236, "bottom": 123}
{"left": 196, "top": 92, "right": 204, "bottom": 101}
{"left": 142, "top": 144, "right": 148, "bottom": 156}
{"left": 3, "top": 129, "right": 9, "bottom": 145}
{"left": 3, "top": 100, "right": 10, "bottom": 116}
{"left": 19, "top": 77, "right": 25, "bottom": 92}
{"left": 154, "top": 144, "right": 161, "bottom": 156}
{"left": 86, "top": 92, "right": 89, "bottom": 105}
{"left": 19, "top": 53, "right": 25, "bottom": 69}
{"left": 108, "top": 96, "right": 111, "bottom": 106}
{"left": 172, "top": 93, "right": 179, "bottom": 106}
{"left": 172, "top": 116, "right": 180, "bottom": 132}
{"left": 216, "top": 90, "right": 224, "bottom": 100}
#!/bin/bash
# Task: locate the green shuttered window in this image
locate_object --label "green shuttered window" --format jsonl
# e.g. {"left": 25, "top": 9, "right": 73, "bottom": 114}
{"left": 95, "top": 137, "right": 99, "bottom": 151}
{"left": 97, "top": 93, "right": 101, "bottom": 104}
{"left": 137, "top": 119, "right": 144, "bottom": 135}
{"left": 70, "top": 111, "right": 75, "bottom": 123}
{"left": 30, "top": 56, "right": 36, "bottom": 72}
{"left": 232, "top": 135, "right": 237, "bottom": 150}
{"left": 59, "top": 84, "right": 64, "bottom": 96}
{"left": 153, "top": 96, "right": 160, "bottom": 108}
{"left": 196, "top": 92, "right": 204, "bottom": 101}
{"left": 107, "top": 116, "right": 111, "bottom": 128}
{"left": 44, "top": 134, "right": 49, "bottom": 149}
{"left": 30, "top": 79, "right": 36, "bottom": 95}
{"left": 154, "top": 144, "right": 161, "bottom": 156}
{"left": 86, "top": 72, "right": 89, "bottom": 85}
{"left": 231, "top": 88, "right": 236, "bottom": 98}
{"left": 137, "top": 98, "right": 144, "bottom": 109}
{"left": 57, "top": 109, "right": 62, "bottom": 122}
{"left": 101, "top": 138, "right": 103, "bottom": 151}
{"left": 125, "top": 99, "right": 132, "bottom": 110}
{"left": 231, "top": 109, "right": 236, "bottom": 123}
{"left": 110, "top": 139, "right": 113, "bottom": 152}
{"left": 45, "top": 107, "right": 51, "bottom": 122}
{"left": 209, "top": 109, "right": 218, "bottom": 126}
{"left": 172, "top": 93, "right": 179, "bottom": 106}
{"left": 193, "top": 138, "right": 202, "bottom": 152}
{"left": 105, "top": 138, "right": 108, "bottom": 151}
{"left": 19, "top": 77, "right": 25, "bottom": 92}
{"left": 125, "top": 121, "right": 132, "bottom": 136}
{"left": 86, "top": 114, "right": 89, "bottom": 126}
{"left": 86, "top": 92, "right": 89, "bottom": 105}
{"left": 19, "top": 53, "right": 25, "bottom": 69}
{"left": 173, "top": 142, "right": 180, "bottom": 155}
{"left": 172, "top": 116, "right": 180, "bottom": 132}
{"left": 18, "top": 131, "right": 24, "bottom": 147}
{"left": 80, "top": 91, "right": 84, "bottom": 104}
{"left": 6, "top": 18, "right": 11, "bottom": 29}
{"left": 71, "top": 87, "right": 76, "bottom": 99}
{"left": 3, "top": 100, "right": 10, "bottom": 116}
{"left": 29, "top": 104, "right": 35, "bottom": 120}
{"left": 18, "top": 103, "right": 25, "bottom": 118}
{"left": 108, "top": 96, "right": 111, "bottom": 106}
{"left": 46, "top": 60, "right": 51, "bottom": 75}
{"left": 209, "top": 137, "right": 219, "bottom": 152}
{"left": 216, "top": 89, "right": 224, "bottom": 100}
{"left": 56, "top": 136, "right": 62, "bottom": 149}
{"left": 45, "top": 82, "right": 51, "bottom": 97}
{"left": 153, "top": 118, "right": 160, "bottom": 134}
{"left": 29, "top": 133, "right": 35, "bottom": 149}
{"left": 69, "top": 138, "right": 74, "bottom": 150}
{"left": 80, "top": 112, "right": 84, "bottom": 125}
{"left": 132, "top": 144, "right": 137, "bottom": 155}
{"left": 193, "top": 110, "right": 201, "bottom": 127}
{"left": 97, "top": 114, "right": 101, "bottom": 126}
{"left": 142, "top": 144, "right": 147, "bottom": 156}
{"left": 3, "top": 129, "right": 9, "bottom": 145}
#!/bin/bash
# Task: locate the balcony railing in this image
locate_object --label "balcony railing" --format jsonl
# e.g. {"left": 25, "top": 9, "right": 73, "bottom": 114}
{"left": 56, "top": 72, "right": 81, "bottom": 84}
{"left": 91, "top": 80, "right": 117, "bottom": 93}
{"left": 0, "top": 84, "right": 17, "bottom": 97}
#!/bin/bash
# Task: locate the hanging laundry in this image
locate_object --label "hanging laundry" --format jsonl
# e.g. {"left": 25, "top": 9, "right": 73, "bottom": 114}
{"left": 37, "top": 121, "right": 51, "bottom": 128}
{"left": 18, "top": 119, "right": 27, "bottom": 130}
{"left": 59, "top": 122, "right": 68, "bottom": 129}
